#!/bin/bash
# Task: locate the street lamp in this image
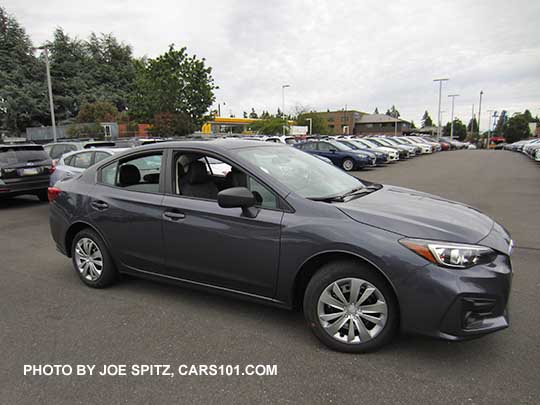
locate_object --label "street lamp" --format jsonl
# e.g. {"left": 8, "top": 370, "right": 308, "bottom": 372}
{"left": 478, "top": 90, "right": 484, "bottom": 140}
{"left": 282, "top": 84, "right": 290, "bottom": 135}
{"left": 434, "top": 78, "right": 449, "bottom": 140}
{"left": 34, "top": 46, "right": 57, "bottom": 142}
{"left": 448, "top": 94, "right": 460, "bottom": 141}
{"left": 306, "top": 118, "right": 312, "bottom": 135}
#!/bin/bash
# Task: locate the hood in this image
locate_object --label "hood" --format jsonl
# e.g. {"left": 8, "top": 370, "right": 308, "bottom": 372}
{"left": 336, "top": 185, "right": 494, "bottom": 244}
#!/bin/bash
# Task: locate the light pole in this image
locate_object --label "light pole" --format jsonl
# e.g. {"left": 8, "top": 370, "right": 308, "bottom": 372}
{"left": 478, "top": 90, "right": 483, "bottom": 145}
{"left": 281, "top": 84, "right": 290, "bottom": 135}
{"left": 35, "top": 46, "right": 57, "bottom": 142}
{"left": 434, "top": 78, "right": 449, "bottom": 140}
{"left": 306, "top": 118, "right": 312, "bottom": 135}
{"left": 448, "top": 94, "right": 459, "bottom": 141}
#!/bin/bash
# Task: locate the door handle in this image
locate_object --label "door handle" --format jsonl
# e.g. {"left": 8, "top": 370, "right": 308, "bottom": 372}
{"left": 91, "top": 200, "right": 109, "bottom": 211}
{"left": 163, "top": 210, "right": 186, "bottom": 221}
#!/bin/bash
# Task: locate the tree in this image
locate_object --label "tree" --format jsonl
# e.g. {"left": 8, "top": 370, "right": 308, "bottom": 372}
{"left": 248, "top": 108, "right": 258, "bottom": 119}
{"left": 374, "top": 107, "right": 379, "bottom": 114}
{"left": 297, "top": 113, "right": 326, "bottom": 134}
{"left": 421, "top": 110, "right": 433, "bottom": 128}
{"left": 386, "top": 105, "right": 400, "bottom": 118}
{"left": 129, "top": 45, "right": 217, "bottom": 130}
{"left": 503, "top": 114, "right": 530, "bottom": 143}
{"left": 0, "top": 6, "right": 48, "bottom": 133}
{"left": 249, "top": 118, "right": 287, "bottom": 135}
{"left": 442, "top": 119, "right": 467, "bottom": 141}
{"left": 152, "top": 111, "right": 193, "bottom": 137}
{"left": 494, "top": 110, "right": 507, "bottom": 134}
{"left": 76, "top": 101, "right": 118, "bottom": 123}
{"left": 467, "top": 117, "right": 479, "bottom": 133}
{"left": 410, "top": 120, "right": 416, "bottom": 129}
{"left": 243, "top": 111, "right": 248, "bottom": 118}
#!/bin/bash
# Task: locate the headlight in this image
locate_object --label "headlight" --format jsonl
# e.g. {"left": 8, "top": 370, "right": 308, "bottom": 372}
{"left": 399, "top": 238, "right": 497, "bottom": 269}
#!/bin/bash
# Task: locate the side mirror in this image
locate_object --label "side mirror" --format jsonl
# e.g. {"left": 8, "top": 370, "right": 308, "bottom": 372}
{"left": 218, "top": 187, "right": 259, "bottom": 218}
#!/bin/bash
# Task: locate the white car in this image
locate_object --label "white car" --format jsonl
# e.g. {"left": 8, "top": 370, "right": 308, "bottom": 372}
{"left": 50, "top": 148, "right": 128, "bottom": 186}
{"left": 352, "top": 138, "right": 399, "bottom": 161}
{"left": 265, "top": 136, "right": 297, "bottom": 145}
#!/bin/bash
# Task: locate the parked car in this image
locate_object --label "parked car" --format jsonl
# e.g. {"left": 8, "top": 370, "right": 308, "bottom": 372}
{"left": 365, "top": 138, "right": 410, "bottom": 159}
{"left": 294, "top": 140, "right": 375, "bottom": 171}
{"left": 0, "top": 144, "right": 52, "bottom": 201}
{"left": 44, "top": 140, "right": 117, "bottom": 164}
{"left": 265, "top": 136, "right": 297, "bottom": 145}
{"left": 387, "top": 137, "right": 422, "bottom": 154}
{"left": 49, "top": 140, "right": 514, "bottom": 353}
{"left": 336, "top": 140, "right": 389, "bottom": 164}
{"left": 50, "top": 148, "right": 129, "bottom": 186}
{"left": 351, "top": 139, "right": 400, "bottom": 162}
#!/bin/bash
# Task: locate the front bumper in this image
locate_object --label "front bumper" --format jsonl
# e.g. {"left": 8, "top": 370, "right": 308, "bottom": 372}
{"left": 397, "top": 253, "right": 512, "bottom": 340}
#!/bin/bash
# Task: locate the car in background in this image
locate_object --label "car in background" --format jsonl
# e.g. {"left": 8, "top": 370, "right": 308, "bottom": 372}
{"left": 50, "top": 148, "right": 129, "bottom": 186}
{"left": 337, "top": 140, "right": 389, "bottom": 165}
{"left": 387, "top": 137, "right": 422, "bottom": 155}
{"left": 265, "top": 136, "right": 297, "bottom": 145}
{"left": 398, "top": 137, "right": 433, "bottom": 154}
{"left": 406, "top": 136, "right": 440, "bottom": 152}
{"left": 366, "top": 138, "right": 410, "bottom": 159}
{"left": 351, "top": 138, "right": 400, "bottom": 162}
{"left": 44, "top": 141, "right": 117, "bottom": 164}
{"left": 294, "top": 140, "right": 375, "bottom": 171}
{"left": 0, "top": 144, "right": 52, "bottom": 201}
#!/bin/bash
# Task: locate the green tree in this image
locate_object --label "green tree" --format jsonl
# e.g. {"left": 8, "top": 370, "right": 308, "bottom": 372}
{"left": 503, "top": 114, "right": 530, "bottom": 143}
{"left": 248, "top": 108, "right": 258, "bottom": 119}
{"left": 421, "top": 110, "right": 433, "bottom": 128}
{"left": 410, "top": 120, "right": 416, "bottom": 129}
{"left": 76, "top": 101, "right": 118, "bottom": 123}
{"left": 374, "top": 107, "right": 379, "bottom": 114}
{"left": 129, "top": 45, "right": 217, "bottom": 131}
{"left": 467, "top": 117, "right": 479, "bottom": 133}
{"left": 297, "top": 113, "right": 326, "bottom": 134}
{"left": 151, "top": 112, "right": 193, "bottom": 137}
{"left": 249, "top": 118, "right": 287, "bottom": 135}
{"left": 386, "top": 105, "right": 400, "bottom": 118}
{"left": 442, "top": 119, "right": 467, "bottom": 140}
{"left": 0, "top": 6, "right": 48, "bottom": 133}
{"left": 494, "top": 110, "right": 507, "bottom": 134}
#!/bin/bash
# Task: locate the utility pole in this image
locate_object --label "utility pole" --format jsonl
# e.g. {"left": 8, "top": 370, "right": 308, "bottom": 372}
{"left": 433, "top": 78, "right": 449, "bottom": 140}
{"left": 478, "top": 90, "right": 483, "bottom": 146}
{"left": 448, "top": 94, "right": 459, "bottom": 141}
{"left": 35, "top": 46, "right": 57, "bottom": 142}
{"left": 281, "top": 84, "right": 290, "bottom": 135}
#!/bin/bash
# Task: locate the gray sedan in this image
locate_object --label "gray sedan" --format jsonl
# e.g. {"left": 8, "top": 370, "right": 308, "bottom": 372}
{"left": 48, "top": 140, "right": 513, "bottom": 352}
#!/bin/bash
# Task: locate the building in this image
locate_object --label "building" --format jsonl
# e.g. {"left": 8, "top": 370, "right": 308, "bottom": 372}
{"left": 311, "top": 110, "right": 412, "bottom": 136}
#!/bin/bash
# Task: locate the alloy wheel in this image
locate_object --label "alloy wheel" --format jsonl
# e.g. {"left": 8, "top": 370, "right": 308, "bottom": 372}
{"left": 317, "top": 277, "right": 388, "bottom": 344}
{"left": 342, "top": 159, "right": 354, "bottom": 171}
{"left": 74, "top": 238, "right": 103, "bottom": 281}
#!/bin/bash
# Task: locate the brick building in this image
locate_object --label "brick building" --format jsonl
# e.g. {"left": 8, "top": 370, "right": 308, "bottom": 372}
{"left": 311, "top": 110, "right": 411, "bottom": 136}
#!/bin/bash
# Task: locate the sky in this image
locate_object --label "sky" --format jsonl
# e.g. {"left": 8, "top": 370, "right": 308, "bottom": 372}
{"left": 5, "top": 0, "right": 540, "bottom": 129}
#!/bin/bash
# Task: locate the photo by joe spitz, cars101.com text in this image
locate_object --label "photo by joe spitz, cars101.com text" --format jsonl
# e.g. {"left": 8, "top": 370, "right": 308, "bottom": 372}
{"left": 2, "top": 0, "right": 539, "bottom": 403}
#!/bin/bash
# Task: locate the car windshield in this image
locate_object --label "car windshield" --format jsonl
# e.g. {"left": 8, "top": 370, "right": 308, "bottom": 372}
{"left": 237, "top": 145, "right": 364, "bottom": 200}
{"left": 328, "top": 140, "right": 352, "bottom": 151}
{"left": 0, "top": 146, "right": 49, "bottom": 166}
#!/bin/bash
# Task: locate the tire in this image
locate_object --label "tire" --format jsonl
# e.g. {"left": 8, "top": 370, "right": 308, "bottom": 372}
{"left": 71, "top": 228, "right": 118, "bottom": 288}
{"left": 303, "top": 260, "right": 398, "bottom": 353}
{"left": 341, "top": 158, "right": 355, "bottom": 171}
{"left": 36, "top": 189, "right": 48, "bottom": 202}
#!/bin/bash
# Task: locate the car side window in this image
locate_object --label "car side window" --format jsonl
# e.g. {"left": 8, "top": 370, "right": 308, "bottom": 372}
{"left": 100, "top": 152, "right": 162, "bottom": 193}
{"left": 71, "top": 152, "right": 94, "bottom": 169}
{"left": 317, "top": 142, "right": 333, "bottom": 152}
{"left": 50, "top": 145, "right": 66, "bottom": 159}
{"left": 94, "top": 151, "right": 110, "bottom": 163}
{"left": 174, "top": 153, "right": 278, "bottom": 209}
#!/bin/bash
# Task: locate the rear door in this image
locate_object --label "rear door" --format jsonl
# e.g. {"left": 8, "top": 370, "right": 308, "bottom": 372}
{"left": 89, "top": 150, "right": 165, "bottom": 272}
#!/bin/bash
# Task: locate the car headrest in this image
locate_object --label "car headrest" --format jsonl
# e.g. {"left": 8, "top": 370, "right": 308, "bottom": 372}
{"left": 231, "top": 167, "right": 247, "bottom": 187}
{"left": 187, "top": 161, "right": 209, "bottom": 185}
{"left": 119, "top": 164, "right": 141, "bottom": 187}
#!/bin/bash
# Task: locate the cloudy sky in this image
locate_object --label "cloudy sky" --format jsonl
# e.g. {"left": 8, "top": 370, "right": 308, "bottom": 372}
{"left": 6, "top": 0, "right": 540, "bottom": 128}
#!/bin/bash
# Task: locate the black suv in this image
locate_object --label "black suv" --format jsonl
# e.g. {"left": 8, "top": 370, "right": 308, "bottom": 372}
{"left": 0, "top": 144, "right": 53, "bottom": 201}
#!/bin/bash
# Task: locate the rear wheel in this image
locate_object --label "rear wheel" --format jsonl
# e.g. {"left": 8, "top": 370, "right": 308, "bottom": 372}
{"left": 341, "top": 158, "right": 355, "bottom": 171}
{"left": 71, "top": 228, "right": 117, "bottom": 288}
{"left": 303, "top": 261, "right": 398, "bottom": 353}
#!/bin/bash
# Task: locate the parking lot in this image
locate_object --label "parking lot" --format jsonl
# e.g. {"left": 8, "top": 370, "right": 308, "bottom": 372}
{"left": 1, "top": 150, "right": 539, "bottom": 403}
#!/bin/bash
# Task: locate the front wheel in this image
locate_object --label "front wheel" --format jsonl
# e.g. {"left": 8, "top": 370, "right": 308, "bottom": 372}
{"left": 341, "top": 158, "right": 355, "bottom": 171}
{"left": 303, "top": 261, "right": 398, "bottom": 353}
{"left": 71, "top": 228, "right": 118, "bottom": 288}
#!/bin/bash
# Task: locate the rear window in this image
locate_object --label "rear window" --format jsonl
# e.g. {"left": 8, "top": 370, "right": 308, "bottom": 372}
{"left": 0, "top": 146, "right": 50, "bottom": 166}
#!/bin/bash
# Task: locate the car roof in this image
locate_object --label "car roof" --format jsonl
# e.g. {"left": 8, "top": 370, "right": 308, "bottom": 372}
{"left": 60, "top": 147, "right": 129, "bottom": 160}
{"left": 0, "top": 143, "right": 44, "bottom": 149}
{"left": 126, "top": 139, "right": 284, "bottom": 153}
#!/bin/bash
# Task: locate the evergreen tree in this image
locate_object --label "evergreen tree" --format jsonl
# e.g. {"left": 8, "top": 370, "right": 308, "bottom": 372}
{"left": 374, "top": 107, "right": 379, "bottom": 114}
{"left": 421, "top": 110, "right": 434, "bottom": 128}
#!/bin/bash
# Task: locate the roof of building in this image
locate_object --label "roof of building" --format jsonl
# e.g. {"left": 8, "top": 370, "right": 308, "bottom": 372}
{"left": 357, "top": 114, "right": 410, "bottom": 124}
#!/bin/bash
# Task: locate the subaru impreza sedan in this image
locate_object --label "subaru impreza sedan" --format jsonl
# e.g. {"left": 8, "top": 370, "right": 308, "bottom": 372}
{"left": 48, "top": 140, "right": 513, "bottom": 352}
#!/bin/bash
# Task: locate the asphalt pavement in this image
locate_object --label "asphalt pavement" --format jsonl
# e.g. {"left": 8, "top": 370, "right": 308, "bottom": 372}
{"left": 1, "top": 150, "right": 539, "bottom": 404}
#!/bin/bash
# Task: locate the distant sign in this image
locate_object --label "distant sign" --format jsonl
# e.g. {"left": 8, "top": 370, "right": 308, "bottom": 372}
{"left": 290, "top": 126, "right": 308, "bottom": 135}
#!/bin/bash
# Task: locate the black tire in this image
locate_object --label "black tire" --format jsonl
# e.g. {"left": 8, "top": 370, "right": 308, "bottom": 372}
{"left": 71, "top": 228, "right": 118, "bottom": 288}
{"left": 303, "top": 260, "right": 398, "bottom": 353}
{"left": 341, "top": 158, "right": 355, "bottom": 171}
{"left": 36, "top": 189, "right": 48, "bottom": 202}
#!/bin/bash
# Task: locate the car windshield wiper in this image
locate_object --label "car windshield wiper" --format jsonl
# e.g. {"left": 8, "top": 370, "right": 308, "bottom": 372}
{"left": 309, "top": 184, "right": 381, "bottom": 203}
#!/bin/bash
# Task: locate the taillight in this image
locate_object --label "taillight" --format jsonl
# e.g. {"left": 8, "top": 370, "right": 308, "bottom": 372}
{"left": 47, "top": 187, "right": 61, "bottom": 202}
{"left": 48, "top": 166, "right": 56, "bottom": 174}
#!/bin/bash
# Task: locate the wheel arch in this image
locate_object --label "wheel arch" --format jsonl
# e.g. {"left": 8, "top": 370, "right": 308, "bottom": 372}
{"left": 64, "top": 221, "right": 109, "bottom": 258}
{"left": 292, "top": 250, "right": 400, "bottom": 315}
